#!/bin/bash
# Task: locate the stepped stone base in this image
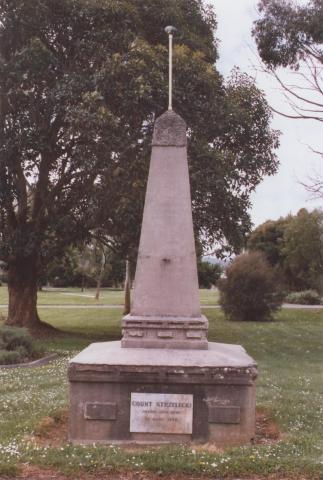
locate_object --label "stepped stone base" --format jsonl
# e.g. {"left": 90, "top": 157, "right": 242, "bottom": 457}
{"left": 68, "top": 341, "right": 258, "bottom": 446}
{"left": 121, "top": 314, "right": 208, "bottom": 349}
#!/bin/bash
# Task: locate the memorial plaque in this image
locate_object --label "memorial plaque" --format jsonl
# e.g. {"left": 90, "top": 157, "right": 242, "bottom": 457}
{"left": 130, "top": 393, "right": 193, "bottom": 434}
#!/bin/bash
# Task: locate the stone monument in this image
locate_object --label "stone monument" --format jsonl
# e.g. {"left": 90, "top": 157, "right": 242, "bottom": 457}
{"left": 68, "top": 27, "right": 258, "bottom": 445}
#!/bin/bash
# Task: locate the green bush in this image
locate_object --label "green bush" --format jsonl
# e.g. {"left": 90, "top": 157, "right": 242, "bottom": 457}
{"left": 0, "top": 326, "right": 42, "bottom": 364}
{"left": 219, "top": 251, "right": 283, "bottom": 321}
{"left": 285, "top": 290, "right": 321, "bottom": 305}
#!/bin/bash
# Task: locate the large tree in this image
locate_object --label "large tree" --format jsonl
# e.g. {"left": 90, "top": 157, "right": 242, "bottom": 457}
{"left": 253, "top": 0, "right": 323, "bottom": 195}
{"left": 248, "top": 208, "right": 323, "bottom": 291}
{"left": 282, "top": 208, "right": 323, "bottom": 291}
{"left": 0, "top": 0, "right": 279, "bottom": 330}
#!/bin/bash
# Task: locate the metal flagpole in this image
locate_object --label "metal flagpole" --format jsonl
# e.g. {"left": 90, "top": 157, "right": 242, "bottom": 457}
{"left": 165, "top": 26, "right": 176, "bottom": 111}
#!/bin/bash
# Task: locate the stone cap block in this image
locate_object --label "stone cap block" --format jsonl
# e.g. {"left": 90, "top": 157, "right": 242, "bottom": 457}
{"left": 152, "top": 110, "right": 187, "bottom": 147}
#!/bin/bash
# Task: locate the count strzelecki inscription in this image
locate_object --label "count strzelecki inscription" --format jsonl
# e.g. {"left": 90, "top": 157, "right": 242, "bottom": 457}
{"left": 130, "top": 393, "right": 193, "bottom": 434}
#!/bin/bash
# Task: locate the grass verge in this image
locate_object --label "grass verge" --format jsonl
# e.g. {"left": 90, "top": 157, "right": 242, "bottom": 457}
{"left": 0, "top": 307, "right": 322, "bottom": 477}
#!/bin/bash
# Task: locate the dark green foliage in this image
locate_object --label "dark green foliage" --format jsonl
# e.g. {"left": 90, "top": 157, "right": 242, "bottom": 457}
{"left": 0, "top": 0, "right": 279, "bottom": 327}
{"left": 42, "top": 244, "right": 126, "bottom": 288}
{"left": 219, "top": 251, "right": 283, "bottom": 321}
{"left": 248, "top": 209, "right": 323, "bottom": 292}
{"left": 0, "top": 325, "right": 42, "bottom": 364}
{"left": 247, "top": 218, "right": 288, "bottom": 267}
{"left": 253, "top": 0, "right": 323, "bottom": 69}
{"left": 282, "top": 209, "right": 323, "bottom": 291}
{"left": 197, "top": 261, "right": 222, "bottom": 289}
{"left": 285, "top": 290, "right": 321, "bottom": 305}
{"left": 40, "top": 247, "right": 82, "bottom": 288}
{"left": 0, "top": 0, "right": 279, "bottom": 262}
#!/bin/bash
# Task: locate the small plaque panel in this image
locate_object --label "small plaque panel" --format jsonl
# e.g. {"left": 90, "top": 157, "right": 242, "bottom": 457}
{"left": 130, "top": 393, "right": 193, "bottom": 434}
{"left": 84, "top": 402, "right": 117, "bottom": 420}
{"left": 208, "top": 405, "right": 240, "bottom": 424}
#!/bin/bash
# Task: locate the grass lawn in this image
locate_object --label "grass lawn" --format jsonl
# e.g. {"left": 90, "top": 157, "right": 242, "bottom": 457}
{"left": 0, "top": 307, "right": 322, "bottom": 478}
{"left": 0, "top": 286, "right": 220, "bottom": 307}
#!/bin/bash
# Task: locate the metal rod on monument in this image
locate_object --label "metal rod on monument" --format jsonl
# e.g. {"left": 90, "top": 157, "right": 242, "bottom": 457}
{"left": 165, "top": 26, "right": 176, "bottom": 111}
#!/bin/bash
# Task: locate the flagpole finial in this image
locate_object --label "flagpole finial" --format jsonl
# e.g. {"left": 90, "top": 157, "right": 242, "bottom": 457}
{"left": 165, "top": 25, "right": 176, "bottom": 35}
{"left": 165, "top": 26, "right": 176, "bottom": 110}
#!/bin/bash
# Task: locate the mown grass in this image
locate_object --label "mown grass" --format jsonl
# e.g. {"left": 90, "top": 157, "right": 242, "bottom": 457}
{"left": 0, "top": 307, "right": 322, "bottom": 477}
{"left": 0, "top": 286, "right": 219, "bottom": 307}
{"left": 0, "top": 286, "right": 124, "bottom": 306}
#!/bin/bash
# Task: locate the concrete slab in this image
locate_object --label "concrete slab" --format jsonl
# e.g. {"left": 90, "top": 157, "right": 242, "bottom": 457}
{"left": 69, "top": 341, "right": 256, "bottom": 370}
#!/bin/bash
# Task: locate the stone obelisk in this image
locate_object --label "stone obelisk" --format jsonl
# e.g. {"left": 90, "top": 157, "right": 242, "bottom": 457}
{"left": 68, "top": 27, "right": 257, "bottom": 447}
{"left": 121, "top": 109, "right": 208, "bottom": 349}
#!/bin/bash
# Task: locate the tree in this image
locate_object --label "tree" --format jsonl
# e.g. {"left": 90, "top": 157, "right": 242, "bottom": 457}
{"left": 248, "top": 208, "right": 323, "bottom": 291}
{"left": 253, "top": 0, "right": 323, "bottom": 194}
{"left": 253, "top": 0, "right": 323, "bottom": 122}
{"left": 197, "top": 261, "right": 222, "bottom": 289}
{"left": 219, "top": 251, "right": 282, "bottom": 322}
{"left": 247, "top": 217, "right": 289, "bottom": 267}
{"left": 42, "top": 242, "right": 126, "bottom": 290}
{"left": 40, "top": 246, "right": 82, "bottom": 288}
{"left": 0, "top": 0, "right": 279, "bottom": 330}
{"left": 77, "top": 240, "right": 110, "bottom": 299}
{"left": 282, "top": 208, "right": 323, "bottom": 291}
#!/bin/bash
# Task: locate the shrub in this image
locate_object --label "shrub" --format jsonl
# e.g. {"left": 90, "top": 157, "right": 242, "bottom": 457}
{"left": 285, "top": 290, "right": 321, "bottom": 305}
{"left": 0, "top": 326, "right": 42, "bottom": 364}
{"left": 219, "top": 251, "right": 283, "bottom": 321}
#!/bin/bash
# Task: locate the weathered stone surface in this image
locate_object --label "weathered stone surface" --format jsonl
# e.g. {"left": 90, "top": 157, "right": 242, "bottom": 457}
{"left": 208, "top": 405, "right": 240, "bottom": 424}
{"left": 152, "top": 110, "right": 187, "bottom": 146}
{"left": 84, "top": 402, "right": 117, "bottom": 420}
{"left": 121, "top": 314, "right": 208, "bottom": 349}
{"left": 69, "top": 341, "right": 257, "bottom": 371}
{"left": 68, "top": 341, "right": 258, "bottom": 446}
{"left": 130, "top": 393, "right": 193, "bottom": 434}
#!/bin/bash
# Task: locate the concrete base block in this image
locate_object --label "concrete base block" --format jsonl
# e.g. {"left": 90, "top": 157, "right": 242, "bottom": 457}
{"left": 68, "top": 341, "right": 258, "bottom": 446}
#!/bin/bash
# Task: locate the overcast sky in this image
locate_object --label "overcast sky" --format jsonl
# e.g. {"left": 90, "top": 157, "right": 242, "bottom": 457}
{"left": 211, "top": 0, "right": 322, "bottom": 226}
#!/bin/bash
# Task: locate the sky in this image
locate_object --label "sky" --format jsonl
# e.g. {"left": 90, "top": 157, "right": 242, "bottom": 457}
{"left": 211, "top": 0, "right": 322, "bottom": 226}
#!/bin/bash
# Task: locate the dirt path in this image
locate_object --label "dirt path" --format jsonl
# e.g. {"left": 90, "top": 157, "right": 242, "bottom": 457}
{"left": 0, "top": 466, "right": 316, "bottom": 480}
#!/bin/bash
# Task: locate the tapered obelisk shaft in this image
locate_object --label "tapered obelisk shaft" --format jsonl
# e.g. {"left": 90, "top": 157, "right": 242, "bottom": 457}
{"left": 132, "top": 111, "right": 200, "bottom": 317}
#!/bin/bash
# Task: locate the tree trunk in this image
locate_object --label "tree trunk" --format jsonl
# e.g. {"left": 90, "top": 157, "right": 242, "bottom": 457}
{"left": 6, "top": 257, "right": 42, "bottom": 329}
{"left": 124, "top": 258, "right": 131, "bottom": 315}
{"left": 95, "top": 249, "right": 106, "bottom": 301}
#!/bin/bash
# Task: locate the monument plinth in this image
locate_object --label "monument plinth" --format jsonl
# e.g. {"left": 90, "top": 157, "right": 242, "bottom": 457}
{"left": 68, "top": 109, "right": 258, "bottom": 446}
